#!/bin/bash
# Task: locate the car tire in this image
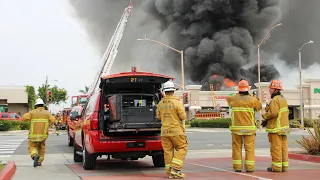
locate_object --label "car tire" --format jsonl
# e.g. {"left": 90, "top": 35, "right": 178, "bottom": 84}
{"left": 82, "top": 142, "right": 97, "bottom": 170}
{"left": 152, "top": 154, "right": 165, "bottom": 167}
{"left": 68, "top": 130, "right": 74, "bottom": 147}
{"left": 73, "top": 140, "right": 82, "bottom": 162}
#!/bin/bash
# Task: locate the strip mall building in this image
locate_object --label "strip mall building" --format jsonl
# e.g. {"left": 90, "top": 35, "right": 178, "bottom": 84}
{"left": 174, "top": 79, "right": 320, "bottom": 120}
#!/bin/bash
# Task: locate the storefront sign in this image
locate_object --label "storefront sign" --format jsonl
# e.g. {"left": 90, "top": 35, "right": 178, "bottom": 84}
{"left": 314, "top": 88, "right": 320, "bottom": 93}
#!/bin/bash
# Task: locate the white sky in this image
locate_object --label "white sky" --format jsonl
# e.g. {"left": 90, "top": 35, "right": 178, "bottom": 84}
{"left": 0, "top": 0, "right": 100, "bottom": 112}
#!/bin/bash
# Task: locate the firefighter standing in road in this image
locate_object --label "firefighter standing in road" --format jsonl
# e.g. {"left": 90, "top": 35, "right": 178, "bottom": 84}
{"left": 262, "top": 80, "right": 290, "bottom": 172}
{"left": 226, "top": 79, "right": 262, "bottom": 172}
{"left": 157, "top": 81, "right": 187, "bottom": 179}
{"left": 22, "top": 98, "right": 55, "bottom": 167}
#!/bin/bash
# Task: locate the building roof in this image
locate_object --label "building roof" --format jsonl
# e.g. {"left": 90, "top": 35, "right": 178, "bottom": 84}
{"left": 0, "top": 86, "right": 28, "bottom": 104}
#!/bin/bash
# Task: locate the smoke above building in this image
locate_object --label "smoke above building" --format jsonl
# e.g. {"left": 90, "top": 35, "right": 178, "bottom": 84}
{"left": 67, "top": 0, "right": 320, "bottom": 91}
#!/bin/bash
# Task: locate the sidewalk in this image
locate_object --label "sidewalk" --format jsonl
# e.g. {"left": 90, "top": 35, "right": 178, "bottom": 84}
{"left": 186, "top": 127, "right": 312, "bottom": 135}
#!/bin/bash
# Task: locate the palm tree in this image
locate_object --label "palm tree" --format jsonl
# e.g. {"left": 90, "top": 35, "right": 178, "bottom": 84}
{"left": 79, "top": 86, "right": 89, "bottom": 94}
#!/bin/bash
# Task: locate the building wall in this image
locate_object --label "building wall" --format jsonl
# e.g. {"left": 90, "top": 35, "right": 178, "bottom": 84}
{"left": 8, "top": 103, "right": 29, "bottom": 116}
{"left": 174, "top": 79, "right": 320, "bottom": 120}
{"left": 0, "top": 86, "right": 29, "bottom": 114}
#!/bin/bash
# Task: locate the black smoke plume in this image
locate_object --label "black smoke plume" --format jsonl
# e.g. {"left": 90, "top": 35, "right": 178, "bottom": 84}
{"left": 68, "top": 0, "right": 288, "bottom": 91}
{"left": 143, "top": 0, "right": 282, "bottom": 90}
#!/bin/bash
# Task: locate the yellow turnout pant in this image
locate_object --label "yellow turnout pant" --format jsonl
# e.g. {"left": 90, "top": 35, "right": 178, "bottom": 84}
{"left": 161, "top": 135, "right": 188, "bottom": 174}
{"left": 28, "top": 140, "right": 46, "bottom": 163}
{"left": 232, "top": 133, "right": 255, "bottom": 171}
{"left": 268, "top": 133, "right": 288, "bottom": 172}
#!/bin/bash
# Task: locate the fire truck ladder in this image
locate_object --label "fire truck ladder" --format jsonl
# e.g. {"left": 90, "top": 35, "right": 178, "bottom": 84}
{"left": 209, "top": 84, "right": 217, "bottom": 109}
{"left": 87, "top": 1, "right": 133, "bottom": 97}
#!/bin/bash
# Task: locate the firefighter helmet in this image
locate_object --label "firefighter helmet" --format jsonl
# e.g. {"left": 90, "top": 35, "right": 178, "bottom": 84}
{"left": 162, "top": 81, "right": 176, "bottom": 92}
{"left": 269, "top": 80, "right": 283, "bottom": 90}
{"left": 238, "top": 79, "right": 251, "bottom": 92}
{"left": 35, "top": 98, "right": 44, "bottom": 105}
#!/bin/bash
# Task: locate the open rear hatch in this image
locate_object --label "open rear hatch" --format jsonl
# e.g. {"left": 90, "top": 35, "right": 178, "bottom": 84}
{"left": 99, "top": 73, "right": 173, "bottom": 133}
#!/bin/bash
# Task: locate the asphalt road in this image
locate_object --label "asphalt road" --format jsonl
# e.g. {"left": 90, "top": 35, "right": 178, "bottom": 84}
{"left": 12, "top": 130, "right": 304, "bottom": 155}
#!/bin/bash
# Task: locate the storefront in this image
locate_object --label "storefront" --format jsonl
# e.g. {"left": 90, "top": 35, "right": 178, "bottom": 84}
{"left": 174, "top": 79, "right": 320, "bottom": 120}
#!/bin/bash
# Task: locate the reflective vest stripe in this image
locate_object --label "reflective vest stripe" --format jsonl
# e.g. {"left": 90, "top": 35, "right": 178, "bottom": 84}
{"left": 266, "top": 107, "right": 289, "bottom": 133}
{"left": 28, "top": 119, "right": 49, "bottom": 142}
{"left": 229, "top": 107, "right": 256, "bottom": 131}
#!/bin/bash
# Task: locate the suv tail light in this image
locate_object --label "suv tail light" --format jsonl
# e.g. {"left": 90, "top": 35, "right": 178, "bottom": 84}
{"left": 91, "top": 112, "right": 99, "bottom": 130}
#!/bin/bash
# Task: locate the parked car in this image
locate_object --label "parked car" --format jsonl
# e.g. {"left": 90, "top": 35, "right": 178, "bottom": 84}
{"left": 0, "top": 112, "right": 22, "bottom": 121}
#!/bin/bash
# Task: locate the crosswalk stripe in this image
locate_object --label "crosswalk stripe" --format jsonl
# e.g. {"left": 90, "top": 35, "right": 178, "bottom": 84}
{"left": 0, "top": 137, "right": 26, "bottom": 158}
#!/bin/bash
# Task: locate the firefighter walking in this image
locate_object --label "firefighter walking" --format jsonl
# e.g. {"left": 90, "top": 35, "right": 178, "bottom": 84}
{"left": 157, "top": 80, "right": 188, "bottom": 179}
{"left": 262, "top": 80, "right": 290, "bottom": 172}
{"left": 22, "top": 98, "right": 55, "bottom": 167}
{"left": 226, "top": 79, "right": 262, "bottom": 172}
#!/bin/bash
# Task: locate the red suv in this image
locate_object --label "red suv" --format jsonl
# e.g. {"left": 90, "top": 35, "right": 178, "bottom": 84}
{"left": 72, "top": 70, "right": 174, "bottom": 170}
{"left": 0, "top": 112, "right": 22, "bottom": 121}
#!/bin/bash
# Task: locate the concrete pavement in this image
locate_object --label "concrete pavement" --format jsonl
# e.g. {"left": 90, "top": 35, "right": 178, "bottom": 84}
{"left": 2, "top": 128, "right": 319, "bottom": 179}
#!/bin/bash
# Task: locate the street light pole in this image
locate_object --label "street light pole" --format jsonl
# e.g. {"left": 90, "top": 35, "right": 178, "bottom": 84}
{"left": 137, "top": 36, "right": 185, "bottom": 128}
{"left": 298, "top": 40, "right": 314, "bottom": 127}
{"left": 257, "top": 23, "right": 282, "bottom": 130}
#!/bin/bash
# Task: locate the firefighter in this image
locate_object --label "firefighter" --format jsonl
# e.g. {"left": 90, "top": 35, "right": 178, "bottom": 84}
{"left": 226, "top": 79, "right": 262, "bottom": 172}
{"left": 54, "top": 112, "right": 61, "bottom": 136}
{"left": 22, "top": 98, "right": 55, "bottom": 167}
{"left": 157, "top": 80, "right": 187, "bottom": 179}
{"left": 262, "top": 80, "right": 290, "bottom": 172}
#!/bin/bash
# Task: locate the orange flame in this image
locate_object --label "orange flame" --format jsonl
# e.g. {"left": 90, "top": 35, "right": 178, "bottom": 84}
{"left": 211, "top": 74, "right": 237, "bottom": 88}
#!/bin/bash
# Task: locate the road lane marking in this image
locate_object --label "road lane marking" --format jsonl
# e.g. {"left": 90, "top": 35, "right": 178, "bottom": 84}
{"left": 187, "top": 162, "right": 273, "bottom": 180}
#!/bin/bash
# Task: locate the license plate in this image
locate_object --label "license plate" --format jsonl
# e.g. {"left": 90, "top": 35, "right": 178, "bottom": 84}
{"left": 126, "top": 142, "right": 145, "bottom": 148}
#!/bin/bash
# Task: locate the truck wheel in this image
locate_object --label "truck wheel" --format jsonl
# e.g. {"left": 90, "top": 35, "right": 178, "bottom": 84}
{"left": 68, "top": 130, "right": 73, "bottom": 147}
{"left": 82, "top": 143, "right": 97, "bottom": 170}
{"left": 152, "top": 154, "right": 165, "bottom": 167}
{"left": 73, "top": 141, "right": 82, "bottom": 162}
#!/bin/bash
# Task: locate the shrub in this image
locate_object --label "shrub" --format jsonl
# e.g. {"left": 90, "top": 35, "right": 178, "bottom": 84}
{"left": 0, "top": 120, "right": 12, "bottom": 131}
{"left": 296, "top": 121, "right": 320, "bottom": 155}
{"left": 290, "top": 118, "right": 320, "bottom": 128}
{"left": 190, "top": 118, "right": 231, "bottom": 128}
{"left": 0, "top": 120, "right": 30, "bottom": 131}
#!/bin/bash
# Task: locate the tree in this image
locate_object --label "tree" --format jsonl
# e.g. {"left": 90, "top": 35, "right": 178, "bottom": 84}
{"left": 79, "top": 86, "right": 89, "bottom": 94}
{"left": 37, "top": 84, "right": 68, "bottom": 105}
{"left": 25, "top": 85, "right": 37, "bottom": 109}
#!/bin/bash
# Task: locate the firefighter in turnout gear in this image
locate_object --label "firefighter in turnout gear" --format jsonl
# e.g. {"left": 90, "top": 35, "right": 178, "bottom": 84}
{"left": 262, "top": 80, "right": 290, "bottom": 172}
{"left": 54, "top": 112, "right": 61, "bottom": 136}
{"left": 157, "top": 80, "right": 188, "bottom": 179}
{"left": 22, "top": 98, "right": 55, "bottom": 167}
{"left": 226, "top": 79, "right": 262, "bottom": 172}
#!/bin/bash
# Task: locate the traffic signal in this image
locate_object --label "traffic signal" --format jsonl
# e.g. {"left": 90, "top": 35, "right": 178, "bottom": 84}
{"left": 184, "top": 93, "right": 189, "bottom": 104}
{"left": 47, "top": 90, "right": 52, "bottom": 103}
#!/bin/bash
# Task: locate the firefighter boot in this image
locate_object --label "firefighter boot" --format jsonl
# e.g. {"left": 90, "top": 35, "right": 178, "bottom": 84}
{"left": 267, "top": 167, "right": 281, "bottom": 172}
{"left": 33, "top": 154, "right": 40, "bottom": 167}
{"left": 170, "top": 168, "right": 185, "bottom": 179}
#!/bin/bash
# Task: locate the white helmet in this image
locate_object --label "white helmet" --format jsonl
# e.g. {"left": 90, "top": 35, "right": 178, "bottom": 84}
{"left": 162, "top": 81, "right": 176, "bottom": 92}
{"left": 35, "top": 98, "right": 44, "bottom": 106}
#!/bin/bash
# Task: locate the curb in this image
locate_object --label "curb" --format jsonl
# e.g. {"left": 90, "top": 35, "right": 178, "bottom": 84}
{"left": 288, "top": 152, "right": 320, "bottom": 163}
{"left": 0, "top": 161, "right": 16, "bottom": 180}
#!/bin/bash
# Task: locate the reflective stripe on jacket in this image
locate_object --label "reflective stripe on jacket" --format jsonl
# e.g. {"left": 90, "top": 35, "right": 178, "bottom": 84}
{"left": 227, "top": 93, "right": 262, "bottom": 135}
{"left": 29, "top": 119, "right": 49, "bottom": 142}
{"left": 263, "top": 95, "right": 290, "bottom": 135}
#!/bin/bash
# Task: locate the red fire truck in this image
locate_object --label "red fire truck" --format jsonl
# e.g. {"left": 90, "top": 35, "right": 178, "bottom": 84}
{"left": 71, "top": 95, "right": 88, "bottom": 108}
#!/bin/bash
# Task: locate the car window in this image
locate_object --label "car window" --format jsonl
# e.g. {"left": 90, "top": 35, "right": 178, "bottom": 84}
{"left": 1, "top": 114, "right": 8, "bottom": 118}
{"left": 10, "top": 113, "right": 15, "bottom": 118}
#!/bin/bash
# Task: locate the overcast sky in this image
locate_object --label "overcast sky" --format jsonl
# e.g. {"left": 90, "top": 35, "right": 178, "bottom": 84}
{"left": 0, "top": 0, "right": 101, "bottom": 111}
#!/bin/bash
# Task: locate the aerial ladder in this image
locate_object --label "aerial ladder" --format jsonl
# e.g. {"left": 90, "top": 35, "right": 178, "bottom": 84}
{"left": 87, "top": 1, "right": 133, "bottom": 98}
